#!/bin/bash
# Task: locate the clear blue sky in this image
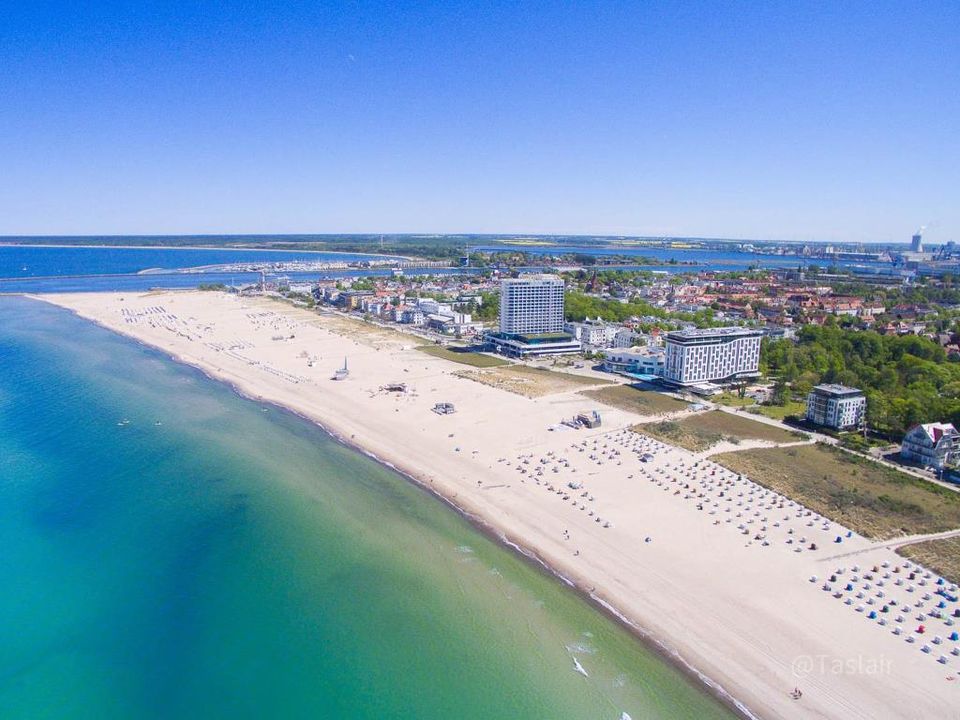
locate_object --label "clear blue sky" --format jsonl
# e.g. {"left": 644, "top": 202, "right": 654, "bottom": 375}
{"left": 1, "top": 1, "right": 957, "bottom": 243}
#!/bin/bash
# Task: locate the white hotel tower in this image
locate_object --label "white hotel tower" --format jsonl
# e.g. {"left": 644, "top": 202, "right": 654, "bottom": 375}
{"left": 663, "top": 327, "right": 762, "bottom": 386}
{"left": 488, "top": 275, "right": 581, "bottom": 357}
{"left": 499, "top": 275, "right": 566, "bottom": 335}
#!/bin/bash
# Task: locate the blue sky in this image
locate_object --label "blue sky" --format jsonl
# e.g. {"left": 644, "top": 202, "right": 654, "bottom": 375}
{"left": 1, "top": 1, "right": 957, "bottom": 242}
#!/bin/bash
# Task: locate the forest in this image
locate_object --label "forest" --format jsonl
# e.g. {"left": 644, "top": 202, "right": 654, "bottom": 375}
{"left": 762, "top": 325, "right": 960, "bottom": 437}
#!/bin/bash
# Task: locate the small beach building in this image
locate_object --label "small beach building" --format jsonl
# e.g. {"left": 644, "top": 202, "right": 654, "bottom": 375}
{"left": 602, "top": 347, "right": 665, "bottom": 377}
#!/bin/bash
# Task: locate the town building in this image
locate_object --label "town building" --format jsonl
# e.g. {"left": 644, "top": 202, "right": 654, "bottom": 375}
{"left": 612, "top": 328, "right": 645, "bottom": 348}
{"left": 338, "top": 290, "right": 375, "bottom": 310}
{"left": 602, "top": 347, "right": 665, "bottom": 377}
{"left": 901, "top": 422, "right": 959, "bottom": 470}
{"left": 486, "top": 275, "right": 581, "bottom": 357}
{"left": 425, "top": 311, "right": 483, "bottom": 337}
{"left": 395, "top": 307, "right": 425, "bottom": 325}
{"left": 662, "top": 327, "right": 762, "bottom": 386}
{"left": 804, "top": 384, "right": 866, "bottom": 430}
{"left": 565, "top": 318, "right": 619, "bottom": 347}
{"left": 498, "top": 275, "right": 566, "bottom": 335}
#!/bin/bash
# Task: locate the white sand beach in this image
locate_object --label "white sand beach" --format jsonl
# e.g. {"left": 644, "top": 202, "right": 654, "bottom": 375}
{"left": 40, "top": 290, "right": 960, "bottom": 720}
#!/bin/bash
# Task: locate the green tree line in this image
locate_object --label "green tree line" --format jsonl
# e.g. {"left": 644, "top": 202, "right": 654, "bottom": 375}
{"left": 762, "top": 325, "right": 960, "bottom": 437}
{"left": 564, "top": 291, "right": 721, "bottom": 329}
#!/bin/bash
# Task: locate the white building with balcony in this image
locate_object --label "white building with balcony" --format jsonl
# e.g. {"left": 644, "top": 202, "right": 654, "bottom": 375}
{"left": 663, "top": 327, "right": 762, "bottom": 386}
{"left": 565, "top": 318, "right": 619, "bottom": 348}
{"left": 901, "top": 423, "right": 958, "bottom": 470}
{"left": 805, "top": 384, "right": 866, "bottom": 430}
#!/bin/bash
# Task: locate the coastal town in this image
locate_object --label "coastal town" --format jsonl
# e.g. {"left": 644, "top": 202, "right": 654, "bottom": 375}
{"left": 244, "top": 247, "right": 960, "bottom": 487}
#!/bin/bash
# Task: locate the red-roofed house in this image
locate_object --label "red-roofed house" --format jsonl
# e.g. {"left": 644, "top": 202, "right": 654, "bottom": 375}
{"left": 901, "top": 423, "right": 959, "bottom": 470}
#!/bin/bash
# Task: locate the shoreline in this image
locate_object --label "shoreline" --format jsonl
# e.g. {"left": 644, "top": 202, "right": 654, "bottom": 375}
{"left": 40, "top": 296, "right": 755, "bottom": 719}
{"left": 32, "top": 290, "right": 960, "bottom": 720}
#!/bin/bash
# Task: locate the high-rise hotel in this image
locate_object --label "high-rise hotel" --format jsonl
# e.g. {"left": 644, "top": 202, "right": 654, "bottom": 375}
{"left": 486, "top": 275, "right": 581, "bottom": 357}
{"left": 663, "top": 327, "right": 762, "bottom": 386}
{"left": 499, "top": 275, "right": 566, "bottom": 335}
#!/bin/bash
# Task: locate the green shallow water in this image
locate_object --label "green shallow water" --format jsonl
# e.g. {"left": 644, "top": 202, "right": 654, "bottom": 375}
{"left": 0, "top": 296, "right": 738, "bottom": 719}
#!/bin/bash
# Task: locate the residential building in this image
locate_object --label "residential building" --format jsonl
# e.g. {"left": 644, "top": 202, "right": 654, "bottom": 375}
{"left": 663, "top": 327, "right": 762, "bottom": 386}
{"left": 901, "top": 423, "right": 959, "bottom": 470}
{"left": 425, "top": 311, "right": 483, "bottom": 337}
{"left": 613, "top": 328, "right": 645, "bottom": 348}
{"left": 417, "top": 298, "right": 455, "bottom": 316}
{"left": 338, "top": 290, "right": 374, "bottom": 310}
{"left": 804, "top": 385, "right": 866, "bottom": 430}
{"left": 396, "top": 307, "right": 425, "bottom": 325}
{"left": 565, "top": 318, "right": 619, "bottom": 347}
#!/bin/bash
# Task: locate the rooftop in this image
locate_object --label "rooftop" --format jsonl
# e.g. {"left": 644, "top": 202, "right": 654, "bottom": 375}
{"left": 666, "top": 326, "right": 762, "bottom": 340}
{"left": 501, "top": 274, "right": 564, "bottom": 285}
{"left": 486, "top": 331, "right": 579, "bottom": 346}
{"left": 811, "top": 384, "right": 864, "bottom": 397}
{"left": 911, "top": 422, "right": 958, "bottom": 442}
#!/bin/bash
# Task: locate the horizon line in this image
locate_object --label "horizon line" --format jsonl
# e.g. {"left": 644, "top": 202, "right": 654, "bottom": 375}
{"left": 0, "top": 232, "right": 921, "bottom": 246}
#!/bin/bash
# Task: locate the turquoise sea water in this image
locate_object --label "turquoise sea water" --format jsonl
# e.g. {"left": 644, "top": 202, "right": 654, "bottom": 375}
{"left": 0, "top": 243, "right": 896, "bottom": 294}
{"left": 0, "top": 245, "right": 397, "bottom": 279}
{"left": 0, "top": 297, "right": 737, "bottom": 719}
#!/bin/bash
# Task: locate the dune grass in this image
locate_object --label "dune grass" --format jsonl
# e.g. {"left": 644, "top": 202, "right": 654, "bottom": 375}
{"left": 582, "top": 384, "right": 689, "bottom": 417}
{"left": 635, "top": 410, "right": 804, "bottom": 452}
{"left": 458, "top": 365, "right": 612, "bottom": 398}
{"left": 416, "top": 345, "right": 509, "bottom": 367}
{"left": 712, "top": 443, "right": 960, "bottom": 540}
{"left": 897, "top": 536, "right": 960, "bottom": 586}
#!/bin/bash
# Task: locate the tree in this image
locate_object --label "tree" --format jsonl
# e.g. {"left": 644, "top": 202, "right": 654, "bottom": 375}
{"left": 792, "top": 372, "right": 817, "bottom": 398}
{"left": 770, "top": 379, "right": 789, "bottom": 406}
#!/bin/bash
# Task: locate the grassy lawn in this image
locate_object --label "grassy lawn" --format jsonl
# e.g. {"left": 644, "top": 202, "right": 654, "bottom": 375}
{"left": 748, "top": 400, "right": 806, "bottom": 421}
{"left": 712, "top": 443, "right": 960, "bottom": 540}
{"left": 635, "top": 409, "right": 805, "bottom": 452}
{"left": 898, "top": 536, "right": 960, "bottom": 585}
{"left": 582, "top": 384, "right": 690, "bottom": 417}
{"left": 416, "top": 345, "right": 509, "bottom": 367}
{"left": 713, "top": 392, "right": 756, "bottom": 408}
{"left": 457, "top": 365, "right": 612, "bottom": 398}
